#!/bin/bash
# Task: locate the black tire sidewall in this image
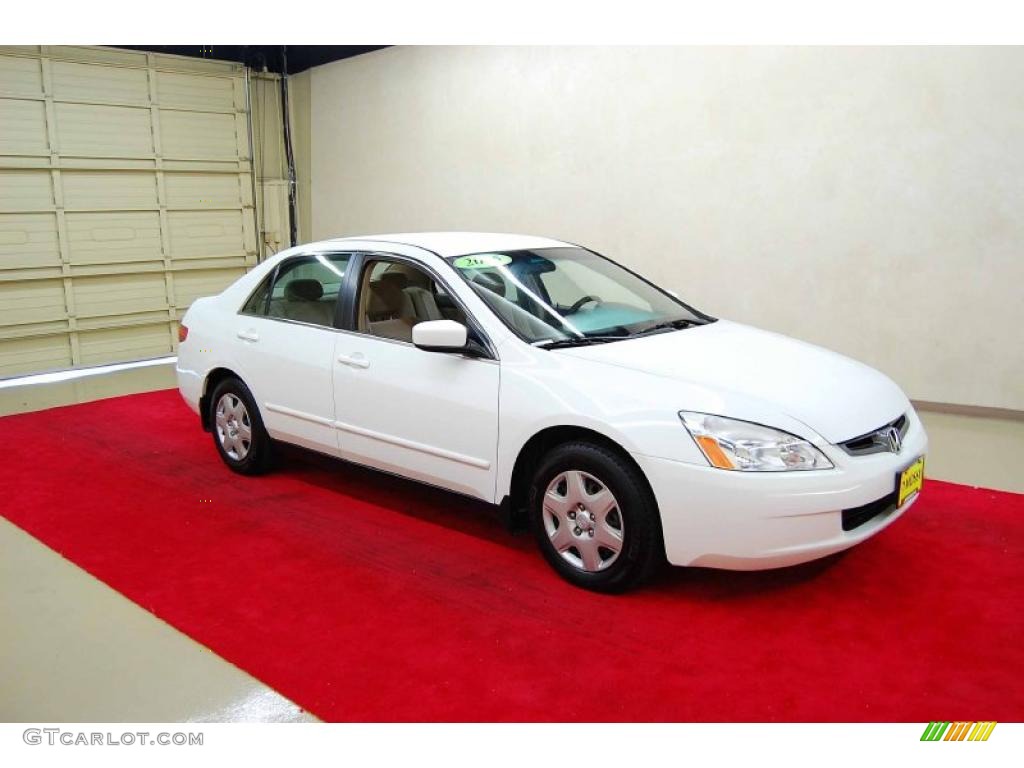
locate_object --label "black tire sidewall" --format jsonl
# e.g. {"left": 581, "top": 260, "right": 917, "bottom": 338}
{"left": 528, "top": 441, "right": 662, "bottom": 592}
{"left": 208, "top": 378, "right": 272, "bottom": 475}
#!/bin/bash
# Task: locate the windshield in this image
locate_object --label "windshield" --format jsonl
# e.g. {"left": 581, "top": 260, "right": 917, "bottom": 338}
{"left": 447, "top": 247, "right": 713, "bottom": 345}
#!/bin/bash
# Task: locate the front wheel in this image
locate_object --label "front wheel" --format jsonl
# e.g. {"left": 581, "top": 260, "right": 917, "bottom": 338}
{"left": 529, "top": 441, "right": 663, "bottom": 592}
{"left": 209, "top": 377, "right": 273, "bottom": 475}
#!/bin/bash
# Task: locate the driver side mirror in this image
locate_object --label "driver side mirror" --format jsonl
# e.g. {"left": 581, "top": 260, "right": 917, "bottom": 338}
{"left": 413, "top": 320, "right": 469, "bottom": 353}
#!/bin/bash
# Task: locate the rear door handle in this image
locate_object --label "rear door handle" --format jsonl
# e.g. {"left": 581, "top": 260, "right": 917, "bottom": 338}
{"left": 236, "top": 329, "right": 260, "bottom": 342}
{"left": 337, "top": 352, "right": 370, "bottom": 369}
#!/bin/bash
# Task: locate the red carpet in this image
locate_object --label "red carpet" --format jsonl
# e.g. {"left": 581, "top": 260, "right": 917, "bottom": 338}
{"left": 2, "top": 390, "right": 1022, "bottom": 722}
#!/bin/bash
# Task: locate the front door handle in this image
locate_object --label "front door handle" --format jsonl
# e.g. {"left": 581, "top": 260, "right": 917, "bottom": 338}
{"left": 236, "top": 329, "right": 260, "bottom": 342}
{"left": 337, "top": 352, "right": 370, "bottom": 369}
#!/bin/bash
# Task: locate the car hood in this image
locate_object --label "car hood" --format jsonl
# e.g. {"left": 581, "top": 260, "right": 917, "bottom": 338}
{"left": 554, "top": 320, "right": 909, "bottom": 444}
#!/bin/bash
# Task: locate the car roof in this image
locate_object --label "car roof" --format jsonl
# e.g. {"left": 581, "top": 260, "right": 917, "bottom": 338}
{"left": 323, "top": 231, "right": 574, "bottom": 258}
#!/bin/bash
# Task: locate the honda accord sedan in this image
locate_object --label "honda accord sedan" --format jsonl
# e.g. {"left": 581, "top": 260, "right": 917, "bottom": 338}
{"left": 176, "top": 232, "right": 927, "bottom": 591}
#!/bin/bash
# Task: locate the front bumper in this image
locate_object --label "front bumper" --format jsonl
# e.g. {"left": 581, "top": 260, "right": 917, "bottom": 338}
{"left": 635, "top": 409, "right": 929, "bottom": 569}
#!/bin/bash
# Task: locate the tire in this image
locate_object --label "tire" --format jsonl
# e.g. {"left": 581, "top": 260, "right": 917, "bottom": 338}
{"left": 528, "top": 441, "right": 664, "bottom": 592}
{"left": 208, "top": 377, "right": 274, "bottom": 475}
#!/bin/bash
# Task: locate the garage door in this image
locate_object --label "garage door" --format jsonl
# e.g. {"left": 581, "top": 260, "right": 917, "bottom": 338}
{"left": 0, "top": 46, "right": 259, "bottom": 377}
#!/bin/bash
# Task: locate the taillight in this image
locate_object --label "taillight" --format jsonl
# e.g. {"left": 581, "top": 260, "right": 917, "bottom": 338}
{"left": 178, "top": 324, "right": 189, "bottom": 343}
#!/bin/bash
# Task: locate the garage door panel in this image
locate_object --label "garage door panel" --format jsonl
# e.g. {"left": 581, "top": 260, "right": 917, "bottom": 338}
{"left": 0, "top": 170, "right": 54, "bottom": 211}
{"left": 0, "top": 279, "right": 66, "bottom": 326}
{"left": 65, "top": 211, "right": 162, "bottom": 265}
{"left": 76, "top": 312, "right": 170, "bottom": 331}
{"left": 168, "top": 210, "right": 244, "bottom": 260}
{"left": 52, "top": 61, "right": 150, "bottom": 105}
{"left": 77, "top": 324, "right": 172, "bottom": 366}
{"left": 157, "top": 71, "right": 236, "bottom": 112}
{"left": 62, "top": 171, "right": 159, "bottom": 210}
{"left": 171, "top": 256, "right": 250, "bottom": 273}
{"left": 164, "top": 172, "right": 242, "bottom": 209}
{"left": 50, "top": 46, "right": 148, "bottom": 68}
{"left": 0, "top": 55, "right": 43, "bottom": 97}
{"left": 172, "top": 267, "right": 244, "bottom": 307}
{"left": 0, "top": 335, "right": 73, "bottom": 376}
{"left": 160, "top": 110, "right": 239, "bottom": 160}
{"left": 71, "top": 273, "right": 168, "bottom": 318}
{"left": 0, "top": 99, "right": 49, "bottom": 155}
{"left": 0, "top": 213, "right": 60, "bottom": 270}
{"left": 55, "top": 103, "right": 153, "bottom": 157}
{"left": 59, "top": 158, "right": 156, "bottom": 171}
{"left": 0, "top": 47, "right": 259, "bottom": 375}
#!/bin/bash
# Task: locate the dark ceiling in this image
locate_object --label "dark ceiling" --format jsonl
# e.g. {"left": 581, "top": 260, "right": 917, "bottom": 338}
{"left": 117, "top": 45, "right": 388, "bottom": 74}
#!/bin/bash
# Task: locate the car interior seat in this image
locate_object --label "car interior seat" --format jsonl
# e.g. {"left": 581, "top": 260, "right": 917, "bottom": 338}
{"left": 360, "top": 266, "right": 453, "bottom": 342}
{"left": 383, "top": 265, "right": 445, "bottom": 324}
{"left": 403, "top": 284, "right": 443, "bottom": 322}
{"left": 281, "top": 278, "right": 333, "bottom": 326}
{"left": 362, "top": 272, "right": 416, "bottom": 341}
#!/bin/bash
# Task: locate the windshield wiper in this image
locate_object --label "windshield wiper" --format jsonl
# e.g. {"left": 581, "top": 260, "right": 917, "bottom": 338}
{"left": 536, "top": 335, "right": 628, "bottom": 350}
{"left": 632, "top": 318, "right": 702, "bottom": 337}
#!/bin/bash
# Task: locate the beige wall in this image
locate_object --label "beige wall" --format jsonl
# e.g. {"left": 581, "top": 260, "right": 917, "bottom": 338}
{"left": 309, "top": 46, "right": 1024, "bottom": 413}
{"left": 917, "top": 409, "right": 1023, "bottom": 493}
{"left": 301, "top": 46, "right": 1024, "bottom": 492}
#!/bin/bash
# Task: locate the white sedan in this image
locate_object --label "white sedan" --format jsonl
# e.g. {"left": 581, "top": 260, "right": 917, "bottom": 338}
{"left": 176, "top": 232, "right": 927, "bottom": 591}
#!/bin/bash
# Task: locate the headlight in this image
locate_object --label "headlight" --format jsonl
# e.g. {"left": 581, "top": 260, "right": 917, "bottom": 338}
{"left": 679, "top": 411, "right": 833, "bottom": 471}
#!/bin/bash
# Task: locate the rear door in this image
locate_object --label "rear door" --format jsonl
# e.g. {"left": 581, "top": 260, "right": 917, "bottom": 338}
{"left": 233, "top": 252, "right": 352, "bottom": 454}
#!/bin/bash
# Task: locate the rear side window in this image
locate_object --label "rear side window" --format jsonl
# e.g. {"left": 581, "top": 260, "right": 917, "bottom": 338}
{"left": 241, "top": 253, "right": 352, "bottom": 328}
{"left": 241, "top": 278, "right": 271, "bottom": 314}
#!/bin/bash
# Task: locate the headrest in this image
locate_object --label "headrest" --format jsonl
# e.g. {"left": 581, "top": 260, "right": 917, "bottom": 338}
{"left": 377, "top": 271, "right": 409, "bottom": 290}
{"left": 367, "top": 278, "right": 405, "bottom": 316}
{"left": 284, "top": 279, "right": 323, "bottom": 302}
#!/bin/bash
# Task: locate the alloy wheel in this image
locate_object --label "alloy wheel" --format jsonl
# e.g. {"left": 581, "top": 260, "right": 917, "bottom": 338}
{"left": 215, "top": 393, "right": 252, "bottom": 461}
{"left": 542, "top": 470, "right": 625, "bottom": 572}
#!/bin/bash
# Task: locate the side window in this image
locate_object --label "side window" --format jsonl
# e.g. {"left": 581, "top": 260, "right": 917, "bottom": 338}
{"left": 241, "top": 276, "right": 271, "bottom": 315}
{"left": 356, "top": 258, "right": 467, "bottom": 342}
{"left": 246, "top": 253, "right": 351, "bottom": 327}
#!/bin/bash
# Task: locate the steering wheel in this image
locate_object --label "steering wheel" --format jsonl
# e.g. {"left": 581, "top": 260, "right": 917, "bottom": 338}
{"left": 568, "top": 295, "right": 603, "bottom": 314}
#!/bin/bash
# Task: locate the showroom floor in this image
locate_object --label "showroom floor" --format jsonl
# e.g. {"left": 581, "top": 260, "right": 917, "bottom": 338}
{"left": 2, "top": 380, "right": 1022, "bottom": 722}
{"left": 0, "top": 363, "right": 316, "bottom": 722}
{"left": 0, "top": 519, "right": 315, "bottom": 722}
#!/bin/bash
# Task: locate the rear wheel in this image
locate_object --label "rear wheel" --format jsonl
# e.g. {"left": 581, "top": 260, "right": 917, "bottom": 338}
{"left": 209, "top": 377, "right": 273, "bottom": 475}
{"left": 529, "top": 441, "right": 663, "bottom": 592}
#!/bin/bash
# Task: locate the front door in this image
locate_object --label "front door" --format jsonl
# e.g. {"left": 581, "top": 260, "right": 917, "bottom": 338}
{"left": 331, "top": 256, "right": 500, "bottom": 501}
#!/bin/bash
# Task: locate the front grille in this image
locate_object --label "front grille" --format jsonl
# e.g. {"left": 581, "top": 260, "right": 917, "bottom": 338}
{"left": 840, "top": 413, "right": 909, "bottom": 456}
{"left": 841, "top": 489, "right": 898, "bottom": 532}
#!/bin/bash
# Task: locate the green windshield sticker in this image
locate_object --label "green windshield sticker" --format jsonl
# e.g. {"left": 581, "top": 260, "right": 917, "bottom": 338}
{"left": 453, "top": 253, "right": 512, "bottom": 270}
